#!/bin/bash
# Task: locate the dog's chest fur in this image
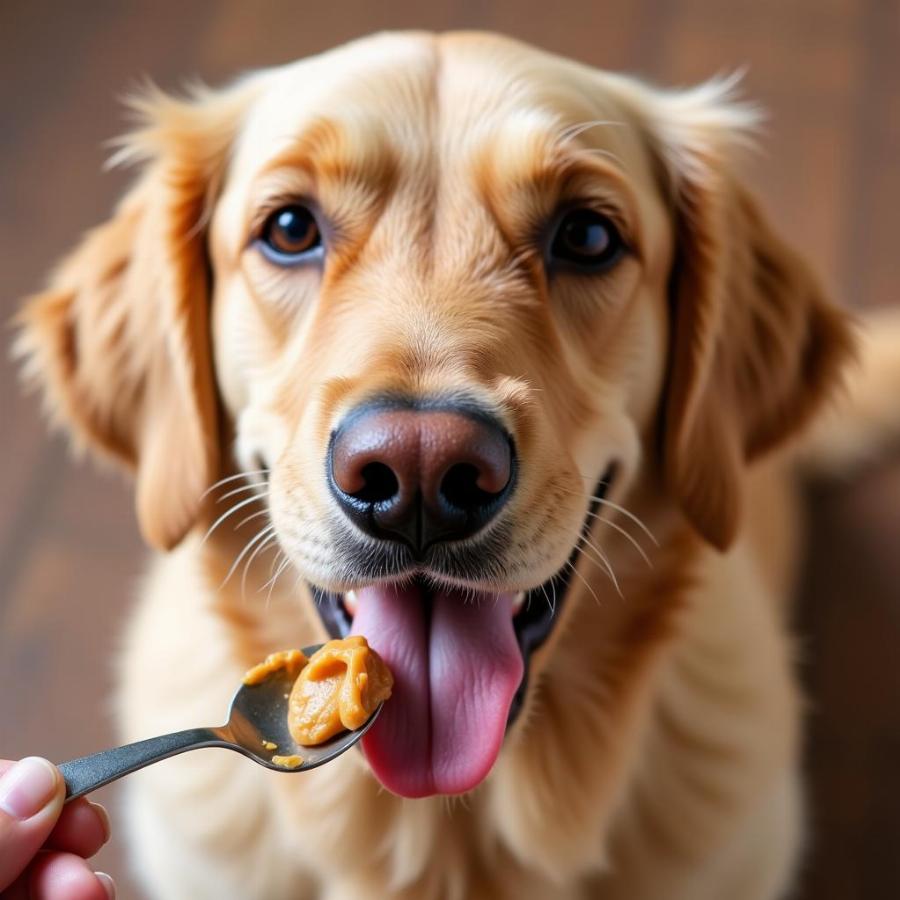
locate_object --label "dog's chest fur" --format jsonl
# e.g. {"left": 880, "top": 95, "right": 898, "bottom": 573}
{"left": 116, "top": 514, "right": 798, "bottom": 900}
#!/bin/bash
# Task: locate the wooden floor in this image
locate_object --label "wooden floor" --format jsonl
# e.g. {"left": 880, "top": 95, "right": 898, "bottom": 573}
{"left": 1, "top": 1, "right": 898, "bottom": 897}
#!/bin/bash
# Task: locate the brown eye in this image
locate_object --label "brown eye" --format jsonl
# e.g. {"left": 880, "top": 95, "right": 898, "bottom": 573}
{"left": 550, "top": 209, "right": 624, "bottom": 270}
{"left": 259, "top": 205, "right": 323, "bottom": 263}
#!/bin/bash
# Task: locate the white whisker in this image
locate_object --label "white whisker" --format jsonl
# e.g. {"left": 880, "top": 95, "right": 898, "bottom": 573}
{"left": 267, "top": 554, "right": 292, "bottom": 590}
{"left": 241, "top": 532, "right": 279, "bottom": 600}
{"left": 269, "top": 548, "right": 286, "bottom": 579}
{"left": 202, "top": 494, "right": 266, "bottom": 545}
{"left": 578, "top": 537, "right": 624, "bottom": 598}
{"left": 217, "top": 482, "right": 269, "bottom": 504}
{"left": 220, "top": 524, "right": 275, "bottom": 589}
{"left": 263, "top": 556, "right": 293, "bottom": 609}
{"left": 593, "top": 496, "right": 658, "bottom": 546}
{"left": 584, "top": 510, "right": 652, "bottom": 567}
{"left": 235, "top": 508, "right": 270, "bottom": 531}
{"left": 200, "top": 469, "right": 269, "bottom": 501}
{"left": 567, "top": 480, "right": 659, "bottom": 546}
{"left": 565, "top": 558, "right": 602, "bottom": 608}
{"left": 540, "top": 582, "right": 555, "bottom": 616}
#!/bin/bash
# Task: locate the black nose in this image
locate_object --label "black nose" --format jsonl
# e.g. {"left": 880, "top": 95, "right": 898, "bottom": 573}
{"left": 328, "top": 402, "right": 515, "bottom": 553}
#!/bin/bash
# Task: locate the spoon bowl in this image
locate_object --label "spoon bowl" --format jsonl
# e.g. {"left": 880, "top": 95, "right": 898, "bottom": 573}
{"left": 58, "top": 643, "right": 382, "bottom": 801}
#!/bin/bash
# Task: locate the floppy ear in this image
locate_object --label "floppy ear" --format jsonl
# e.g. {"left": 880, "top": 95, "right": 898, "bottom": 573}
{"left": 641, "top": 80, "right": 855, "bottom": 549}
{"left": 15, "top": 83, "right": 253, "bottom": 550}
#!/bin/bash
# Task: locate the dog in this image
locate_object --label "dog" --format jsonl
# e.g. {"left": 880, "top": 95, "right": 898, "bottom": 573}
{"left": 16, "top": 30, "right": 900, "bottom": 900}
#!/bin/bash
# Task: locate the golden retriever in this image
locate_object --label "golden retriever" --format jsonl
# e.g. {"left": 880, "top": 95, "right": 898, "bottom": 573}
{"left": 16, "top": 29, "right": 900, "bottom": 900}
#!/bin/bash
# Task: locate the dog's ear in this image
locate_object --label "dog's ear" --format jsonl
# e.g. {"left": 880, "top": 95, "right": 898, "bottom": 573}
{"left": 636, "top": 80, "right": 855, "bottom": 549}
{"left": 15, "top": 83, "right": 254, "bottom": 550}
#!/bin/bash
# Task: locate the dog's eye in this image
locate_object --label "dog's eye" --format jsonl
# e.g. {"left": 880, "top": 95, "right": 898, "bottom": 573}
{"left": 549, "top": 209, "right": 624, "bottom": 270}
{"left": 258, "top": 205, "right": 322, "bottom": 264}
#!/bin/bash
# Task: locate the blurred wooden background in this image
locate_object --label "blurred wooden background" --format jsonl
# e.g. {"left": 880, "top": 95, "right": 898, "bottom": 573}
{"left": 1, "top": 1, "right": 898, "bottom": 897}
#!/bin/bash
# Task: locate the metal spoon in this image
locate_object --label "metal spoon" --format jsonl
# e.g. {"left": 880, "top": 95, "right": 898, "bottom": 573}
{"left": 57, "top": 644, "right": 382, "bottom": 802}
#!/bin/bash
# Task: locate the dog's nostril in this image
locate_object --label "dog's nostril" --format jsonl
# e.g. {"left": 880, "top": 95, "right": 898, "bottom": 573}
{"left": 352, "top": 462, "right": 399, "bottom": 504}
{"left": 440, "top": 463, "right": 497, "bottom": 511}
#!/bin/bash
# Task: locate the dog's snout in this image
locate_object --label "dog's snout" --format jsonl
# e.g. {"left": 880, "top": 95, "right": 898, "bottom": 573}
{"left": 328, "top": 404, "right": 514, "bottom": 552}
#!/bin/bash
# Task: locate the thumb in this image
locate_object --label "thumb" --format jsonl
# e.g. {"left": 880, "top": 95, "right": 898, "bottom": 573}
{"left": 0, "top": 757, "right": 66, "bottom": 890}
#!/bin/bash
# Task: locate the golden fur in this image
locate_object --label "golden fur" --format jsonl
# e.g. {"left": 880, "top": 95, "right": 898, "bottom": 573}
{"left": 15, "top": 30, "right": 900, "bottom": 900}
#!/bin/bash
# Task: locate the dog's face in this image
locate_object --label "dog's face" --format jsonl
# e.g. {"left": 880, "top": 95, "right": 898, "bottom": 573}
{"left": 211, "top": 33, "right": 671, "bottom": 580}
{"left": 17, "top": 32, "right": 850, "bottom": 798}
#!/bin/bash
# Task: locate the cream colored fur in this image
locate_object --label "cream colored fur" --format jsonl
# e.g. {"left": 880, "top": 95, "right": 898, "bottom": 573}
{"left": 18, "top": 30, "right": 897, "bottom": 900}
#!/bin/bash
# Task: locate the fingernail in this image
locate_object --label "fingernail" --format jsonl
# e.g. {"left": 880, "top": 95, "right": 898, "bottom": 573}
{"left": 0, "top": 757, "right": 59, "bottom": 820}
{"left": 95, "top": 872, "right": 116, "bottom": 899}
{"left": 91, "top": 801, "right": 112, "bottom": 844}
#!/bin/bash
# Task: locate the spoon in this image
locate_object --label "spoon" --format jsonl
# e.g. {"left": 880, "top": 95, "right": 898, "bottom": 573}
{"left": 57, "top": 643, "right": 382, "bottom": 802}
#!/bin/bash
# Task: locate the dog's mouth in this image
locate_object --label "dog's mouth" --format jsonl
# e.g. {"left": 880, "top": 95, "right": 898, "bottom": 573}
{"left": 310, "top": 465, "right": 616, "bottom": 797}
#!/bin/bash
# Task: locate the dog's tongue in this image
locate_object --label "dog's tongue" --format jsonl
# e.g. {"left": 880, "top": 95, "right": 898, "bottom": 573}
{"left": 351, "top": 583, "right": 523, "bottom": 797}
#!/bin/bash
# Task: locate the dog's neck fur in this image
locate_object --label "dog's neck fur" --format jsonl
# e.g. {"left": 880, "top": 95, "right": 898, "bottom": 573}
{"left": 189, "top": 486, "right": 756, "bottom": 899}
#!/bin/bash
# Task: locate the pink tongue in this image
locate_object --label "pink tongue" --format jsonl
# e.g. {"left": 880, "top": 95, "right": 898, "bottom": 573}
{"left": 351, "top": 583, "right": 523, "bottom": 797}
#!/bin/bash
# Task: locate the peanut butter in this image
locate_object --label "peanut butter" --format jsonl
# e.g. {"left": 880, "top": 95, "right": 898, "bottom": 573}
{"left": 271, "top": 754, "right": 304, "bottom": 769}
{"left": 288, "top": 636, "right": 393, "bottom": 746}
{"left": 242, "top": 649, "right": 308, "bottom": 686}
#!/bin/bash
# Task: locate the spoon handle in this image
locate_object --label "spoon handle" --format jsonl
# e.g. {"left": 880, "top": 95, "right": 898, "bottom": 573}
{"left": 58, "top": 727, "right": 230, "bottom": 802}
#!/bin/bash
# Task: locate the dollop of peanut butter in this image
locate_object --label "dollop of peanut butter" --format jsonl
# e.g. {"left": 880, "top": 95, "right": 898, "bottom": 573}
{"left": 288, "top": 636, "right": 393, "bottom": 746}
{"left": 242, "top": 649, "right": 308, "bottom": 686}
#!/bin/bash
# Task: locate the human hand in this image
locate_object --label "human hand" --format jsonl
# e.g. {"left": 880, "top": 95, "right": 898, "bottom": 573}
{"left": 0, "top": 758, "right": 115, "bottom": 898}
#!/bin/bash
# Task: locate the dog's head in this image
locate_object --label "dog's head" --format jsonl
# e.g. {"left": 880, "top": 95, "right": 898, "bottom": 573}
{"left": 17, "top": 32, "right": 852, "bottom": 798}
